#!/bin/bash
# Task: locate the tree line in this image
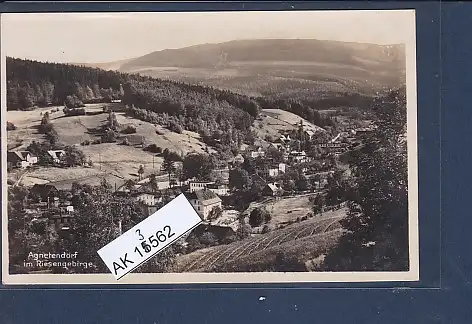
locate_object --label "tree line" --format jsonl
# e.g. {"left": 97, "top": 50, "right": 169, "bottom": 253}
{"left": 322, "top": 86, "right": 409, "bottom": 271}
{"left": 6, "top": 57, "right": 127, "bottom": 110}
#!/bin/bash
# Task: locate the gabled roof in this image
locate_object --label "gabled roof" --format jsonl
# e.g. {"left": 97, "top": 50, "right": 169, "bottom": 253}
{"left": 47, "top": 150, "right": 66, "bottom": 160}
{"left": 185, "top": 189, "right": 221, "bottom": 206}
{"left": 7, "top": 151, "right": 33, "bottom": 162}
{"left": 130, "top": 191, "right": 155, "bottom": 197}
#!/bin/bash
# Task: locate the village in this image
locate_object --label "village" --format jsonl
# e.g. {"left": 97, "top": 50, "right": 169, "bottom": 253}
{"left": 7, "top": 112, "right": 376, "bottom": 257}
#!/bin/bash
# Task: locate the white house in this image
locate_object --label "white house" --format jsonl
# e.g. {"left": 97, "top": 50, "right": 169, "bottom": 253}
{"left": 288, "top": 151, "right": 308, "bottom": 164}
{"left": 47, "top": 150, "right": 66, "bottom": 164}
{"left": 206, "top": 183, "right": 230, "bottom": 196}
{"left": 131, "top": 192, "right": 157, "bottom": 206}
{"left": 184, "top": 189, "right": 222, "bottom": 220}
{"left": 250, "top": 147, "right": 265, "bottom": 159}
{"left": 264, "top": 163, "right": 287, "bottom": 178}
{"left": 189, "top": 180, "right": 214, "bottom": 193}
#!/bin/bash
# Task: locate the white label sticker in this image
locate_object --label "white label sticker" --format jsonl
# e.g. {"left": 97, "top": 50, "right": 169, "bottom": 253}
{"left": 97, "top": 193, "right": 202, "bottom": 279}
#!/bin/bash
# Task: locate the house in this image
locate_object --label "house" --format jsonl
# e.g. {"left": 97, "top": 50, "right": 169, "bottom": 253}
{"left": 47, "top": 150, "right": 66, "bottom": 164}
{"left": 191, "top": 224, "right": 236, "bottom": 243}
{"left": 304, "top": 129, "right": 316, "bottom": 140}
{"left": 206, "top": 183, "right": 230, "bottom": 196}
{"left": 250, "top": 147, "right": 265, "bottom": 159}
{"left": 189, "top": 181, "right": 214, "bottom": 193}
{"left": 263, "top": 163, "right": 287, "bottom": 178}
{"left": 131, "top": 192, "right": 157, "bottom": 206}
{"left": 29, "top": 184, "right": 60, "bottom": 207}
{"left": 59, "top": 205, "right": 74, "bottom": 214}
{"left": 270, "top": 142, "right": 287, "bottom": 153}
{"left": 279, "top": 134, "right": 291, "bottom": 143}
{"left": 262, "top": 183, "right": 283, "bottom": 197}
{"left": 184, "top": 189, "right": 222, "bottom": 220}
{"left": 239, "top": 144, "right": 249, "bottom": 152}
{"left": 7, "top": 151, "right": 38, "bottom": 169}
{"left": 288, "top": 151, "right": 308, "bottom": 164}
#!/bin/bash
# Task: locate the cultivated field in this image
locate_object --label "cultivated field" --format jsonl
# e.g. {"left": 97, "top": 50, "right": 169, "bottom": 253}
{"left": 175, "top": 208, "right": 347, "bottom": 272}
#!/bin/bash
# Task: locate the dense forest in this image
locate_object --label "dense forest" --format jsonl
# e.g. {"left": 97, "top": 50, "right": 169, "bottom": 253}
{"left": 6, "top": 57, "right": 360, "bottom": 149}
{"left": 6, "top": 57, "right": 129, "bottom": 109}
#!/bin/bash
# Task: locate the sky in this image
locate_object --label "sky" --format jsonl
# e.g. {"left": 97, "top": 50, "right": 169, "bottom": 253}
{"left": 1, "top": 10, "right": 415, "bottom": 64}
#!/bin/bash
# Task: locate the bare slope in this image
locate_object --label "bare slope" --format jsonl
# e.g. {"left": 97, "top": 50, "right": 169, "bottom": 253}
{"left": 253, "top": 108, "right": 326, "bottom": 141}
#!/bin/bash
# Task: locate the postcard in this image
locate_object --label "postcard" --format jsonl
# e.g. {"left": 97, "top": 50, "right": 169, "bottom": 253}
{"left": 1, "top": 9, "right": 418, "bottom": 284}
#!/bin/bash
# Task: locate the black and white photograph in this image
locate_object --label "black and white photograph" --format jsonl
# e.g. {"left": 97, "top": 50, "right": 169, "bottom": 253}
{"left": 1, "top": 10, "right": 418, "bottom": 284}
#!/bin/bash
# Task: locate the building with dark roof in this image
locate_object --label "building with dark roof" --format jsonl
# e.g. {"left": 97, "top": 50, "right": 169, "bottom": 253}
{"left": 7, "top": 151, "right": 38, "bottom": 169}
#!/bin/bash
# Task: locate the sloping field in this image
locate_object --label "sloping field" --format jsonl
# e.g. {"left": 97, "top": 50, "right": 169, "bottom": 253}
{"left": 19, "top": 166, "right": 126, "bottom": 190}
{"left": 8, "top": 103, "right": 215, "bottom": 185}
{"left": 176, "top": 209, "right": 346, "bottom": 273}
{"left": 82, "top": 145, "right": 161, "bottom": 180}
{"left": 253, "top": 109, "right": 326, "bottom": 141}
{"left": 243, "top": 194, "right": 323, "bottom": 229}
{"left": 114, "top": 113, "right": 214, "bottom": 156}
{"left": 6, "top": 107, "right": 63, "bottom": 150}
{"left": 53, "top": 114, "right": 107, "bottom": 145}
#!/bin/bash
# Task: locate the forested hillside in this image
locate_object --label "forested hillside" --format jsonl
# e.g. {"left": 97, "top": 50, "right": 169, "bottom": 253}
{"left": 6, "top": 57, "right": 262, "bottom": 151}
{"left": 6, "top": 57, "right": 129, "bottom": 110}
{"left": 6, "top": 57, "right": 346, "bottom": 151}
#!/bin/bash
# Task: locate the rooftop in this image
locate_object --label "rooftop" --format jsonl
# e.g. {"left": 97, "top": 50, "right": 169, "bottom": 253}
{"left": 185, "top": 189, "right": 221, "bottom": 205}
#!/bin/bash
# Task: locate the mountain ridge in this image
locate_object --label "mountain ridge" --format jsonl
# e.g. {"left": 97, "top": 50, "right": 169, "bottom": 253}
{"left": 75, "top": 39, "right": 405, "bottom": 73}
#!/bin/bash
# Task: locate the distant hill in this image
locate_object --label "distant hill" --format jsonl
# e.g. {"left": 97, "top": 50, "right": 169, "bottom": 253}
{"left": 82, "top": 39, "right": 406, "bottom": 99}
{"left": 117, "top": 39, "right": 405, "bottom": 71}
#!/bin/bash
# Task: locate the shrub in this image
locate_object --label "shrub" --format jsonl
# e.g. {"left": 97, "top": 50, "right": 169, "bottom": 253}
{"left": 64, "top": 94, "right": 85, "bottom": 109}
{"left": 145, "top": 144, "right": 162, "bottom": 154}
{"left": 63, "top": 107, "right": 86, "bottom": 116}
{"left": 261, "top": 225, "right": 271, "bottom": 234}
{"left": 168, "top": 120, "right": 183, "bottom": 134}
{"left": 249, "top": 208, "right": 264, "bottom": 227}
{"left": 199, "top": 232, "right": 219, "bottom": 246}
{"left": 101, "top": 129, "right": 117, "bottom": 143}
{"left": 221, "top": 235, "right": 238, "bottom": 245}
{"left": 249, "top": 207, "right": 272, "bottom": 227}
{"left": 121, "top": 125, "right": 137, "bottom": 134}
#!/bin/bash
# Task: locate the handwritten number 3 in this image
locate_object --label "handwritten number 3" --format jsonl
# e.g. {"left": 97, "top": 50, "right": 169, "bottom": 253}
{"left": 136, "top": 229, "right": 144, "bottom": 240}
